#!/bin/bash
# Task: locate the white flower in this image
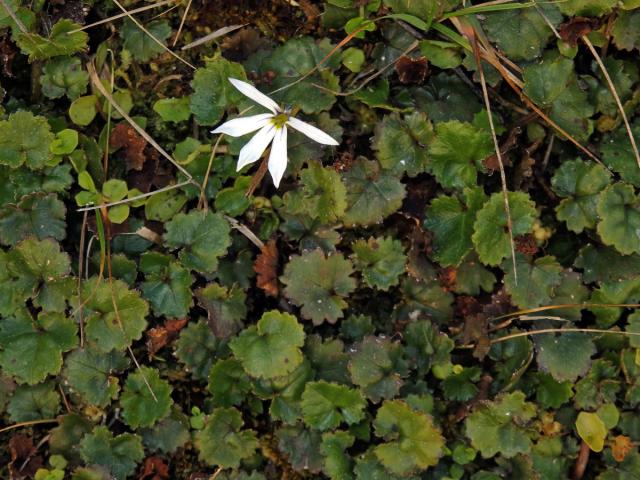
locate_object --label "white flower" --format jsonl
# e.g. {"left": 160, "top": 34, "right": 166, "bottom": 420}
{"left": 212, "top": 78, "right": 339, "bottom": 188}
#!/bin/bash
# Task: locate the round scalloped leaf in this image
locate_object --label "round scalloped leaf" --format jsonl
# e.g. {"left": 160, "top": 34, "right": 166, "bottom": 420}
{"left": 601, "top": 120, "right": 640, "bottom": 186}
{"left": 195, "top": 282, "right": 247, "bottom": 339}
{"left": 40, "top": 56, "right": 88, "bottom": 100}
{"left": 49, "top": 413, "right": 92, "bottom": 461}
{"left": 195, "top": 407, "right": 258, "bottom": 469}
{"left": 7, "top": 381, "right": 60, "bottom": 422}
{"left": 0, "top": 193, "right": 66, "bottom": 246}
{"left": 503, "top": 254, "right": 563, "bottom": 309}
{"left": 281, "top": 250, "right": 356, "bottom": 325}
{"left": 373, "top": 400, "right": 445, "bottom": 476}
{"left": 348, "top": 336, "right": 404, "bottom": 403}
{"left": 140, "top": 407, "right": 190, "bottom": 454}
{"left": 612, "top": 10, "right": 640, "bottom": 51}
{"left": 342, "top": 158, "right": 406, "bottom": 227}
{"left": 472, "top": 191, "right": 537, "bottom": 266}
{"left": 0, "top": 110, "right": 54, "bottom": 169}
{"left": 120, "top": 366, "right": 173, "bottom": 429}
{"left": 120, "top": 19, "right": 171, "bottom": 62}
{"left": 351, "top": 236, "right": 406, "bottom": 290}
{"left": 82, "top": 277, "right": 149, "bottom": 352}
{"left": 0, "top": 311, "right": 76, "bottom": 384}
{"left": 424, "top": 187, "right": 486, "bottom": 267}
{"left": 523, "top": 56, "right": 574, "bottom": 107}
{"left": 140, "top": 252, "right": 194, "bottom": 318}
{"left": 174, "top": 319, "right": 228, "bottom": 380}
{"left": 321, "top": 431, "right": 355, "bottom": 480}
{"left": 576, "top": 412, "right": 607, "bottom": 452}
{"left": 427, "top": 120, "right": 493, "bottom": 189}
{"left": 16, "top": 19, "right": 87, "bottom": 61}
{"left": 230, "top": 310, "right": 305, "bottom": 379}
{"left": 301, "top": 381, "right": 367, "bottom": 431}
{"left": 535, "top": 332, "right": 596, "bottom": 382}
{"left": 164, "top": 210, "right": 231, "bottom": 273}
{"left": 373, "top": 112, "right": 433, "bottom": 177}
{"left": 79, "top": 426, "right": 144, "bottom": 480}
{"left": 596, "top": 183, "right": 640, "bottom": 255}
{"left": 207, "top": 358, "right": 252, "bottom": 407}
{"left": 552, "top": 159, "right": 611, "bottom": 233}
{"left": 63, "top": 347, "right": 129, "bottom": 407}
{"left": 465, "top": 391, "right": 537, "bottom": 458}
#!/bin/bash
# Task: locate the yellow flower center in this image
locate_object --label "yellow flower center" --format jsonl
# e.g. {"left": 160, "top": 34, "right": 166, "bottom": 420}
{"left": 271, "top": 113, "right": 289, "bottom": 129}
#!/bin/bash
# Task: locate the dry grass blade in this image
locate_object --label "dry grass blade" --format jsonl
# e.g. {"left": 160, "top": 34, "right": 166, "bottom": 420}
{"left": 490, "top": 327, "right": 640, "bottom": 345}
{"left": 77, "top": 180, "right": 193, "bottom": 212}
{"left": 66, "top": 0, "right": 176, "bottom": 34}
{"left": 172, "top": 0, "right": 192, "bottom": 47}
{"left": 0, "top": 419, "right": 59, "bottom": 435}
{"left": 224, "top": 215, "right": 265, "bottom": 249}
{"left": 181, "top": 23, "right": 247, "bottom": 51}
{"left": 199, "top": 135, "right": 224, "bottom": 210}
{"left": 583, "top": 36, "right": 640, "bottom": 170}
{"left": 489, "top": 303, "right": 640, "bottom": 322}
{"left": 111, "top": 0, "right": 196, "bottom": 70}
{"left": 77, "top": 211, "right": 88, "bottom": 347}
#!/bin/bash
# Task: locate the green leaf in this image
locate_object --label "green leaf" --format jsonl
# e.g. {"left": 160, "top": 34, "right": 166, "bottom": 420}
{"left": 16, "top": 19, "right": 88, "bottom": 61}
{"left": 7, "top": 381, "right": 60, "bottom": 422}
{"left": 40, "top": 56, "right": 88, "bottom": 100}
{"left": 0, "top": 311, "right": 76, "bottom": 384}
{"left": 465, "top": 391, "right": 537, "bottom": 458}
{"left": 404, "top": 320, "right": 454, "bottom": 376}
{"left": 341, "top": 47, "right": 365, "bottom": 72}
{"left": 382, "top": 0, "right": 438, "bottom": 21}
{"left": 442, "top": 366, "right": 481, "bottom": 401}
{"left": 145, "top": 187, "right": 188, "bottom": 222}
{"left": 69, "top": 95, "right": 98, "bottom": 127}
{"left": 301, "top": 381, "right": 366, "bottom": 431}
{"left": 601, "top": 120, "right": 640, "bottom": 187}
{"left": 575, "top": 244, "right": 640, "bottom": 283}
{"left": 281, "top": 250, "right": 356, "bottom": 325}
{"left": 351, "top": 236, "right": 406, "bottom": 290}
{"left": 0, "top": 193, "right": 66, "bottom": 246}
{"left": 231, "top": 310, "right": 305, "bottom": 379}
{"left": 427, "top": 119, "right": 493, "bottom": 189}
{"left": 558, "top": 0, "right": 616, "bottom": 16}
{"left": 215, "top": 177, "right": 252, "bottom": 216}
{"left": 321, "top": 431, "right": 355, "bottom": 480}
{"left": 552, "top": 159, "right": 611, "bottom": 233}
{"left": 523, "top": 57, "right": 574, "bottom": 107}
{"left": 140, "top": 252, "right": 194, "bottom": 318}
{"left": 612, "top": 9, "right": 640, "bottom": 51}
{"left": 276, "top": 425, "right": 324, "bottom": 474}
{"left": 454, "top": 255, "right": 496, "bottom": 295}
{"left": 195, "top": 407, "right": 259, "bottom": 468}
{"left": 596, "top": 183, "right": 640, "bottom": 255}
{"left": 373, "top": 400, "right": 445, "bottom": 476}
{"left": 164, "top": 210, "right": 231, "bottom": 273}
{"left": 63, "top": 347, "right": 129, "bottom": 407}
{"left": 81, "top": 277, "right": 149, "bottom": 352}
{"left": 195, "top": 282, "right": 247, "bottom": 339}
{"left": 120, "top": 19, "right": 171, "bottom": 62}
{"left": 342, "top": 158, "right": 406, "bottom": 227}
{"left": 153, "top": 97, "right": 191, "bottom": 123}
{"left": 535, "top": 373, "right": 574, "bottom": 409}
{"left": 535, "top": 331, "right": 596, "bottom": 382}
{"left": 482, "top": 3, "right": 561, "bottom": 60}
{"left": 121, "top": 366, "right": 173, "bottom": 429}
{"left": 49, "top": 413, "right": 92, "bottom": 461}
{"left": 288, "top": 161, "right": 347, "bottom": 224}
{"left": 424, "top": 187, "right": 486, "bottom": 266}
{"left": 79, "top": 426, "right": 144, "bottom": 480}
{"left": 373, "top": 112, "right": 433, "bottom": 177}
{"left": 140, "top": 408, "right": 190, "bottom": 454}
{"left": 51, "top": 128, "right": 78, "bottom": 155}
{"left": 306, "top": 336, "right": 350, "bottom": 384}
{"left": 472, "top": 191, "right": 537, "bottom": 266}
{"left": 175, "top": 319, "right": 228, "bottom": 380}
{"left": 349, "top": 336, "right": 404, "bottom": 402}
{"left": 576, "top": 411, "right": 607, "bottom": 452}
{"left": 208, "top": 358, "right": 252, "bottom": 407}
{"left": 419, "top": 40, "right": 462, "bottom": 69}
{"left": 503, "top": 254, "right": 563, "bottom": 309}
{"left": 0, "top": 110, "right": 54, "bottom": 169}
{"left": 190, "top": 58, "right": 247, "bottom": 125}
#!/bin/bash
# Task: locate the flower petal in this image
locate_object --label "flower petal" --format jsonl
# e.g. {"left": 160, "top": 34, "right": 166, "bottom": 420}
{"left": 211, "top": 113, "right": 273, "bottom": 137}
{"left": 237, "top": 124, "right": 277, "bottom": 171}
{"left": 229, "top": 78, "right": 280, "bottom": 114}
{"left": 287, "top": 116, "right": 339, "bottom": 146}
{"left": 268, "top": 127, "right": 288, "bottom": 188}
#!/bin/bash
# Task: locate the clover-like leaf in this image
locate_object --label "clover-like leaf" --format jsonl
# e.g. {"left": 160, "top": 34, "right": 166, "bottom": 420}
{"left": 472, "top": 191, "right": 537, "bottom": 266}
{"left": 63, "top": 347, "right": 129, "bottom": 407}
{"left": 190, "top": 59, "right": 247, "bottom": 125}
{"left": 321, "top": 431, "right": 355, "bottom": 480}
{"left": 40, "top": 56, "right": 88, "bottom": 100}
{"left": 373, "top": 111, "right": 433, "bottom": 177}
{"left": 0, "top": 110, "right": 54, "bottom": 169}
{"left": 342, "top": 158, "right": 406, "bottom": 227}
{"left": 465, "top": 391, "right": 537, "bottom": 458}
{"left": 0, "top": 193, "right": 66, "bottom": 246}
{"left": 596, "top": 183, "right": 640, "bottom": 255}
{"left": 164, "top": 210, "right": 231, "bottom": 273}
{"left": 7, "top": 381, "right": 60, "bottom": 422}
{"left": 281, "top": 250, "right": 356, "bottom": 325}
{"left": 373, "top": 400, "right": 445, "bottom": 476}
{"left": 427, "top": 119, "right": 493, "bottom": 189}
{"left": 301, "top": 381, "right": 366, "bottom": 431}
{"left": 16, "top": 19, "right": 87, "bottom": 61}
{"left": 120, "top": 19, "right": 171, "bottom": 62}
{"left": 351, "top": 236, "right": 406, "bottom": 290}
{"left": 535, "top": 331, "right": 596, "bottom": 382}
{"left": 120, "top": 366, "right": 172, "bottom": 429}
{"left": 82, "top": 277, "right": 148, "bottom": 352}
{"left": 424, "top": 187, "right": 486, "bottom": 267}
{"left": 230, "top": 310, "right": 305, "bottom": 379}
{"left": 174, "top": 319, "right": 228, "bottom": 380}
{"left": 195, "top": 407, "right": 259, "bottom": 469}
{"left": 601, "top": 120, "right": 640, "bottom": 187}
{"left": 196, "top": 282, "right": 247, "bottom": 339}
{"left": 140, "top": 252, "right": 194, "bottom": 318}
{"left": 503, "top": 254, "right": 563, "bottom": 309}
{"left": 79, "top": 426, "right": 144, "bottom": 480}
{"left": 552, "top": 159, "right": 611, "bottom": 233}
{"left": 348, "top": 336, "right": 405, "bottom": 402}
{"left": 0, "top": 311, "right": 76, "bottom": 384}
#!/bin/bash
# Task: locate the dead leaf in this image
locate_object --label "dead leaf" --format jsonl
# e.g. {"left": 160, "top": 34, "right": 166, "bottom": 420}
{"left": 110, "top": 123, "right": 148, "bottom": 171}
{"left": 395, "top": 55, "right": 428, "bottom": 85}
{"left": 439, "top": 266, "right": 457, "bottom": 292}
{"left": 463, "top": 312, "right": 491, "bottom": 360}
{"left": 483, "top": 126, "right": 519, "bottom": 172}
{"left": 146, "top": 318, "right": 188, "bottom": 355}
{"left": 612, "top": 435, "right": 633, "bottom": 462}
{"left": 9, "top": 434, "right": 42, "bottom": 480}
{"left": 515, "top": 234, "right": 538, "bottom": 256}
{"left": 254, "top": 238, "right": 279, "bottom": 297}
{"left": 139, "top": 456, "right": 170, "bottom": 480}
{"left": 559, "top": 17, "right": 603, "bottom": 47}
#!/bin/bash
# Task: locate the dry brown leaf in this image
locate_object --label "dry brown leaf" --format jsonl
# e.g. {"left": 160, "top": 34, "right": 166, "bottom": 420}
{"left": 254, "top": 238, "right": 279, "bottom": 297}
{"left": 9, "top": 434, "right": 42, "bottom": 480}
{"left": 146, "top": 318, "right": 188, "bottom": 355}
{"left": 110, "top": 123, "right": 148, "bottom": 171}
{"left": 394, "top": 55, "right": 428, "bottom": 85}
{"left": 559, "top": 17, "right": 602, "bottom": 47}
{"left": 139, "top": 456, "right": 170, "bottom": 480}
{"left": 612, "top": 435, "right": 633, "bottom": 462}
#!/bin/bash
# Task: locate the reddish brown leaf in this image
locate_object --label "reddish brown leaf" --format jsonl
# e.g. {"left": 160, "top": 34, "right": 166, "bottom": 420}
{"left": 612, "top": 435, "right": 633, "bottom": 462}
{"left": 439, "top": 266, "right": 457, "bottom": 292}
{"left": 254, "top": 238, "right": 279, "bottom": 297}
{"left": 559, "top": 17, "right": 602, "bottom": 47}
{"left": 9, "top": 434, "right": 42, "bottom": 480}
{"left": 395, "top": 55, "right": 428, "bottom": 85}
{"left": 482, "top": 288, "right": 513, "bottom": 318}
{"left": 110, "top": 123, "right": 148, "bottom": 171}
{"left": 515, "top": 234, "right": 538, "bottom": 256}
{"left": 146, "top": 318, "right": 188, "bottom": 355}
{"left": 462, "top": 313, "right": 491, "bottom": 360}
{"left": 139, "top": 456, "right": 170, "bottom": 480}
